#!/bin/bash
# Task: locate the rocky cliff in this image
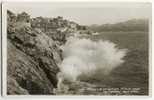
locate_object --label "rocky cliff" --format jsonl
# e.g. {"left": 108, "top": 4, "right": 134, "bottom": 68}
{"left": 7, "top": 10, "right": 86, "bottom": 95}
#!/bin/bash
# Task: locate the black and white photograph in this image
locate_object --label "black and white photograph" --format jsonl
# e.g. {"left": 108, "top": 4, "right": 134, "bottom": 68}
{"left": 2, "top": 2, "right": 151, "bottom": 96}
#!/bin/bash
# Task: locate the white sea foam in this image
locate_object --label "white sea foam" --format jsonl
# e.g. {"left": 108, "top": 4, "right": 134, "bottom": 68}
{"left": 58, "top": 36, "right": 127, "bottom": 83}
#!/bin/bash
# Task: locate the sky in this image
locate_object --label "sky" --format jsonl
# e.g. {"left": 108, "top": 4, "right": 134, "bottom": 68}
{"left": 5, "top": 2, "right": 151, "bottom": 25}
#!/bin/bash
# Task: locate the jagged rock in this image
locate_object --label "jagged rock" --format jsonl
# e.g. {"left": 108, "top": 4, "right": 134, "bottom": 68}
{"left": 7, "top": 26, "right": 61, "bottom": 94}
{"left": 7, "top": 10, "right": 63, "bottom": 94}
{"left": 7, "top": 40, "right": 56, "bottom": 94}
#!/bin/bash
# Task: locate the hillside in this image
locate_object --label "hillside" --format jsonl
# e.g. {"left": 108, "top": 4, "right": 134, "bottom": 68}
{"left": 89, "top": 19, "right": 149, "bottom": 32}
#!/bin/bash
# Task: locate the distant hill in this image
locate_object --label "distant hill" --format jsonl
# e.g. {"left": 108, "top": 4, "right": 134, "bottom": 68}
{"left": 88, "top": 19, "right": 149, "bottom": 32}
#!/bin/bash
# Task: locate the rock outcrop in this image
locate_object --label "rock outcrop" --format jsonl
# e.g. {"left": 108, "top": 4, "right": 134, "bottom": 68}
{"left": 7, "top": 11, "right": 61, "bottom": 95}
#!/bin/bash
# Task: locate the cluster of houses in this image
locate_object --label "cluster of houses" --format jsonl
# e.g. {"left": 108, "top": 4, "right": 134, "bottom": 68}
{"left": 7, "top": 10, "right": 93, "bottom": 40}
{"left": 31, "top": 16, "right": 87, "bottom": 33}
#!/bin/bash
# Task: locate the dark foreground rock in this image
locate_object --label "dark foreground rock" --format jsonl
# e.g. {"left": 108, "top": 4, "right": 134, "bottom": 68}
{"left": 7, "top": 11, "right": 62, "bottom": 95}
{"left": 7, "top": 40, "right": 57, "bottom": 94}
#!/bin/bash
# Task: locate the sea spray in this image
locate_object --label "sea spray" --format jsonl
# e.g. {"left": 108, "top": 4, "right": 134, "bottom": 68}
{"left": 56, "top": 35, "right": 127, "bottom": 92}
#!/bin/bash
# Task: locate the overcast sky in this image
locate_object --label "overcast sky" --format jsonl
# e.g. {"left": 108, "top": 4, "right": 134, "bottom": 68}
{"left": 5, "top": 2, "right": 151, "bottom": 25}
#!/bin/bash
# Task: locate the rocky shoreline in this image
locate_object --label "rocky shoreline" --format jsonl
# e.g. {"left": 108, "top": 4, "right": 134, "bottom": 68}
{"left": 7, "top": 10, "right": 90, "bottom": 95}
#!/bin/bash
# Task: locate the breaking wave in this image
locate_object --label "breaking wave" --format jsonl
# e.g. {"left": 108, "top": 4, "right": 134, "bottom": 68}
{"left": 57, "top": 35, "right": 127, "bottom": 85}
